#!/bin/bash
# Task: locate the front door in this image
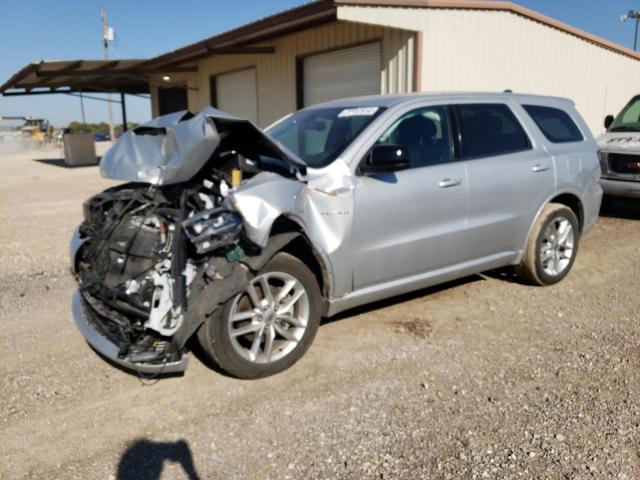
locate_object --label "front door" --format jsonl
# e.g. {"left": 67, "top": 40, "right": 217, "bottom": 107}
{"left": 352, "top": 105, "right": 468, "bottom": 289}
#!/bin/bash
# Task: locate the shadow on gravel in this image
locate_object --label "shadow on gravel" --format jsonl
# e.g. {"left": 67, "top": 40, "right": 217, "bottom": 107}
{"left": 190, "top": 275, "right": 486, "bottom": 376}
{"left": 599, "top": 196, "right": 640, "bottom": 220}
{"left": 186, "top": 336, "right": 230, "bottom": 377}
{"left": 324, "top": 274, "right": 483, "bottom": 325}
{"left": 33, "top": 158, "right": 100, "bottom": 168}
{"left": 116, "top": 438, "right": 201, "bottom": 480}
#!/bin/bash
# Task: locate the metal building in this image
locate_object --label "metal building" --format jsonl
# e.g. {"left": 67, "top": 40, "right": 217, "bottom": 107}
{"left": 3, "top": 0, "right": 639, "bottom": 134}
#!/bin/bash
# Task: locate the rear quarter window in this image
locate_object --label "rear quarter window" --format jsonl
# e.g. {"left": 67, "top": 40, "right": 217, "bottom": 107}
{"left": 457, "top": 104, "right": 531, "bottom": 158}
{"left": 523, "top": 105, "right": 584, "bottom": 143}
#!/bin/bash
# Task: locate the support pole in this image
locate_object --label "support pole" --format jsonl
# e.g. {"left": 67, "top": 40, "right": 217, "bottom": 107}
{"left": 79, "top": 92, "right": 86, "bottom": 125}
{"left": 120, "top": 92, "right": 128, "bottom": 132}
{"left": 635, "top": 17, "right": 639, "bottom": 51}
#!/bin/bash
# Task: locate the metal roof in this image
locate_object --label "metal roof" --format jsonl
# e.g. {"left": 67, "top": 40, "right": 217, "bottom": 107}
{"left": 139, "top": 0, "right": 640, "bottom": 68}
{"left": 338, "top": 0, "right": 640, "bottom": 61}
{"left": 139, "top": 1, "right": 337, "bottom": 68}
{"left": 310, "top": 91, "right": 576, "bottom": 109}
{"left": 3, "top": 0, "right": 639, "bottom": 96}
{"left": 0, "top": 59, "right": 196, "bottom": 96}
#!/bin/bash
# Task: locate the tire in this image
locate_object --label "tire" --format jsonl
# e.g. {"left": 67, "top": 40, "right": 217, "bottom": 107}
{"left": 517, "top": 203, "right": 580, "bottom": 286}
{"left": 197, "top": 252, "right": 322, "bottom": 379}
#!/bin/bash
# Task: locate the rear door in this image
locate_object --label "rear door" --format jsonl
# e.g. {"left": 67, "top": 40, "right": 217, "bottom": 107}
{"left": 352, "top": 105, "right": 468, "bottom": 289}
{"left": 457, "top": 103, "right": 555, "bottom": 259}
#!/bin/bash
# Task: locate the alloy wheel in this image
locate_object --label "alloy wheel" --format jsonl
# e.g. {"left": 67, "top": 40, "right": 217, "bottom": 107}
{"left": 227, "top": 271, "right": 310, "bottom": 363}
{"left": 540, "top": 216, "right": 575, "bottom": 277}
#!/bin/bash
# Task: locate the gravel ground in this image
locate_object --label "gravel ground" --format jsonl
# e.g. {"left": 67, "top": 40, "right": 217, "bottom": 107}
{"left": 1, "top": 142, "right": 639, "bottom": 480}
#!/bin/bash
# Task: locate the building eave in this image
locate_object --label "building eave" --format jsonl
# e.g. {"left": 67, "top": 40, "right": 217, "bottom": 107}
{"left": 335, "top": 0, "right": 640, "bottom": 61}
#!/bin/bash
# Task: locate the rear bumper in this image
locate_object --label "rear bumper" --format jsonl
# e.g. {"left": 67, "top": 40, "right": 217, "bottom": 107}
{"left": 601, "top": 178, "right": 640, "bottom": 199}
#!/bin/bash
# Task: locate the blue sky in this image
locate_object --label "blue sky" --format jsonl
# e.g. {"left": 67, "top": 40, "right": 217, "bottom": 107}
{"left": 1, "top": 0, "right": 638, "bottom": 127}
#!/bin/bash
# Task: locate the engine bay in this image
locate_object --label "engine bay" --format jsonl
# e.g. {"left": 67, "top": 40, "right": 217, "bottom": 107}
{"left": 75, "top": 148, "right": 274, "bottom": 368}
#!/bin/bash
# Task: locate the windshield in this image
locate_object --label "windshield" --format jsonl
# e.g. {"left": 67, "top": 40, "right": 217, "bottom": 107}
{"left": 609, "top": 96, "right": 640, "bottom": 132}
{"left": 267, "top": 106, "right": 385, "bottom": 168}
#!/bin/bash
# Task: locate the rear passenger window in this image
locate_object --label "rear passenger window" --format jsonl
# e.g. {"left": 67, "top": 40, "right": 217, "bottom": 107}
{"left": 523, "top": 105, "right": 584, "bottom": 143}
{"left": 457, "top": 104, "right": 530, "bottom": 158}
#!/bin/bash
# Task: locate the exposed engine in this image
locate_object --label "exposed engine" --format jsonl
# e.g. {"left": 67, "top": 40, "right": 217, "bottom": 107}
{"left": 75, "top": 158, "right": 254, "bottom": 367}
{"left": 71, "top": 107, "right": 312, "bottom": 372}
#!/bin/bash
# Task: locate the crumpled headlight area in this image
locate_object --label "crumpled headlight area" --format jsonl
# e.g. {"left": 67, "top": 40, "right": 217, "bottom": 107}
{"left": 182, "top": 207, "right": 243, "bottom": 254}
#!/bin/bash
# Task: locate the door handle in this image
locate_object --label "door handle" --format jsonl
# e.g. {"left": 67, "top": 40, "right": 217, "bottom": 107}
{"left": 532, "top": 164, "right": 550, "bottom": 172}
{"left": 438, "top": 177, "right": 462, "bottom": 188}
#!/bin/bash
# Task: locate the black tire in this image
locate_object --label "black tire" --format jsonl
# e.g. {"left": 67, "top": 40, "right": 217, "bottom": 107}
{"left": 517, "top": 203, "right": 580, "bottom": 286}
{"left": 197, "top": 252, "right": 322, "bottom": 379}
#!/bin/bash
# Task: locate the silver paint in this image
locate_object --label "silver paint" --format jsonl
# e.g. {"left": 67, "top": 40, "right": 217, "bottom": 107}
{"left": 99, "top": 106, "right": 305, "bottom": 185}
{"left": 72, "top": 92, "right": 603, "bottom": 371}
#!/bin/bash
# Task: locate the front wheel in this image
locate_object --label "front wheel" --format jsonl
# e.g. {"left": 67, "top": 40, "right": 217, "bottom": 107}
{"left": 518, "top": 203, "right": 580, "bottom": 286}
{"left": 197, "top": 252, "right": 322, "bottom": 379}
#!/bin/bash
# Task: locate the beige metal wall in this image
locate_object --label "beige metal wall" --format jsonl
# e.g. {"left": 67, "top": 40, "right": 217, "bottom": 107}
{"left": 149, "top": 21, "right": 414, "bottom": 127}
{"left": 338, "top": 5, "right": 640, "bottom": 135}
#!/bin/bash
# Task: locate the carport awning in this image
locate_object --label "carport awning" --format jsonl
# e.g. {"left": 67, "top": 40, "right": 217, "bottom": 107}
{"left": 0, "top": 59, "right": 196, "bottom": 96}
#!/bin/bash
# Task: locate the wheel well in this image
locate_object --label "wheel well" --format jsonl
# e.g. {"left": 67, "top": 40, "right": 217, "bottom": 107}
{"left": 270, "top": 216, "right": 329, "bottom": 300}
{"left": 550, "top": 193, "right": 584, "bottom": 230}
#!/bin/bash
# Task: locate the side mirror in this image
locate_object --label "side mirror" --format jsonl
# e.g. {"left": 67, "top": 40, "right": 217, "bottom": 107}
{"left": 361, "top": 144, "right": 410, "bottom": 175}
{"left": 604, "top": 115, "right": 614, "bottom": 129}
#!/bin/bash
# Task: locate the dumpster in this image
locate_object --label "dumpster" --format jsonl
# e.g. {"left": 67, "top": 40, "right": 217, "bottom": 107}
{"left": 63, "top": 132, "right": 97, "bottom": 166}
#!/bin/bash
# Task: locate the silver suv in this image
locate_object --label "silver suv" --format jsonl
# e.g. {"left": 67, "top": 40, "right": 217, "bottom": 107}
{"left": 71, "top": 93, "right": 602, "bottom": 378}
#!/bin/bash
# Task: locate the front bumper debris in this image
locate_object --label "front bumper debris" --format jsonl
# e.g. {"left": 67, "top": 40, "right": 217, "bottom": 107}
{"left": 72, "top": 291, "right": 189, "bottom": 374}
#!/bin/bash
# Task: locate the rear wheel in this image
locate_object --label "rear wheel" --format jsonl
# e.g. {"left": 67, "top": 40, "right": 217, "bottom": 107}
{"left": 197, "top": 252, "right": 322, "bottom": 379}
{"left": 518, "top": 203, "right": 580, "bottom": 286}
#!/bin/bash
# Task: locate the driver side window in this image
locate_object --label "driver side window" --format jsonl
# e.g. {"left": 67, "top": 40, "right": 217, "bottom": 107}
{"left": 376, "top": 106, "right": 452, "bottom": 168}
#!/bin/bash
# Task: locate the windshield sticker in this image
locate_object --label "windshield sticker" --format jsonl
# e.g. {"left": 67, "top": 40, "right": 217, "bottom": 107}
{"left": 337, "top": 107, "right": 379, "bottom": 118}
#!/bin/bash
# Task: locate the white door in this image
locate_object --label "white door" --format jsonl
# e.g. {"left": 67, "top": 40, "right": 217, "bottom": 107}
{"left": 216, "top": 68, "right": 258, "bottom": 124}
{"left": 303, "top": 43, "right": 381, "bottom": 107}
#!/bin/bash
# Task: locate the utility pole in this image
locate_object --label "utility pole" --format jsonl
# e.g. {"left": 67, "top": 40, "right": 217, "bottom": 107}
{"left": 621, "top": 10, "right": 640, "bottom": 51}
{"left": 101, "top": 9, "right": 115, "bottom": 141}
{"left": 79, "top": 92, "right": 86, "bottom": 125}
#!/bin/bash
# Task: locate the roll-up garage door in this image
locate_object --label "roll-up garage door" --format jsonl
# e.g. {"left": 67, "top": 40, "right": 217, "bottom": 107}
{"left": 303, "top": 42, "right": 381, "bottom": 107}
{"left": 215, "top": 68, "right": 258, "bottom": 124}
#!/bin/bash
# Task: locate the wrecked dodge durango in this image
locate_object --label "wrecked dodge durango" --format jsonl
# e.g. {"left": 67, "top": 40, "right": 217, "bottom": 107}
{"left": 71, "top": 94, "right": 602, "bottom": 378}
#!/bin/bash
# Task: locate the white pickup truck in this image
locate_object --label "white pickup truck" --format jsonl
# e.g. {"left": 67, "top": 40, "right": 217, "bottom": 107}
{"left": 598, "top": 95, "right": 640, "bottom": 199}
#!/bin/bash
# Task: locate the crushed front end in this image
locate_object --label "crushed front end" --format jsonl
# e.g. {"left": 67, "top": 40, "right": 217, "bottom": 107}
{"left": 71, "top": 180, "right": 249, "bottom": 372}
{"left": 69, "top": 107, "right": 307, "bottom": 374}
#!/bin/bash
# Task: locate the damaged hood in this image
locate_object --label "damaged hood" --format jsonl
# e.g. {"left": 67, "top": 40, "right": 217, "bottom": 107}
{"left": 99, "top": 107, "right": 306, "bottom": 185}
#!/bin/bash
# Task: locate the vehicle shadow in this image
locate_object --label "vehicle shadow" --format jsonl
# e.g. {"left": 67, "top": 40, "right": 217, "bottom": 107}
{"left": 599, "top": 196, "right": 640, "bottom": 220}
{"left": 324, "top": 274, "right": 484, "bottom": 325}
{"left": 190, "top": 275, "right": 487, "bottom": 375}
{"left": 33, "top": 158, "right": 100, "bottom": 168}
{"left": 116, "top": 438, "right": 201, "bottom": 480}
{"left": 186, "top": 336, "right": 230, "bottom": 377}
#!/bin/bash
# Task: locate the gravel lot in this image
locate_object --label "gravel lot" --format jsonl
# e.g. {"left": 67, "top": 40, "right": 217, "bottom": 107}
{"left": 1, "top": 142, "right": 639, "bottom": 480}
